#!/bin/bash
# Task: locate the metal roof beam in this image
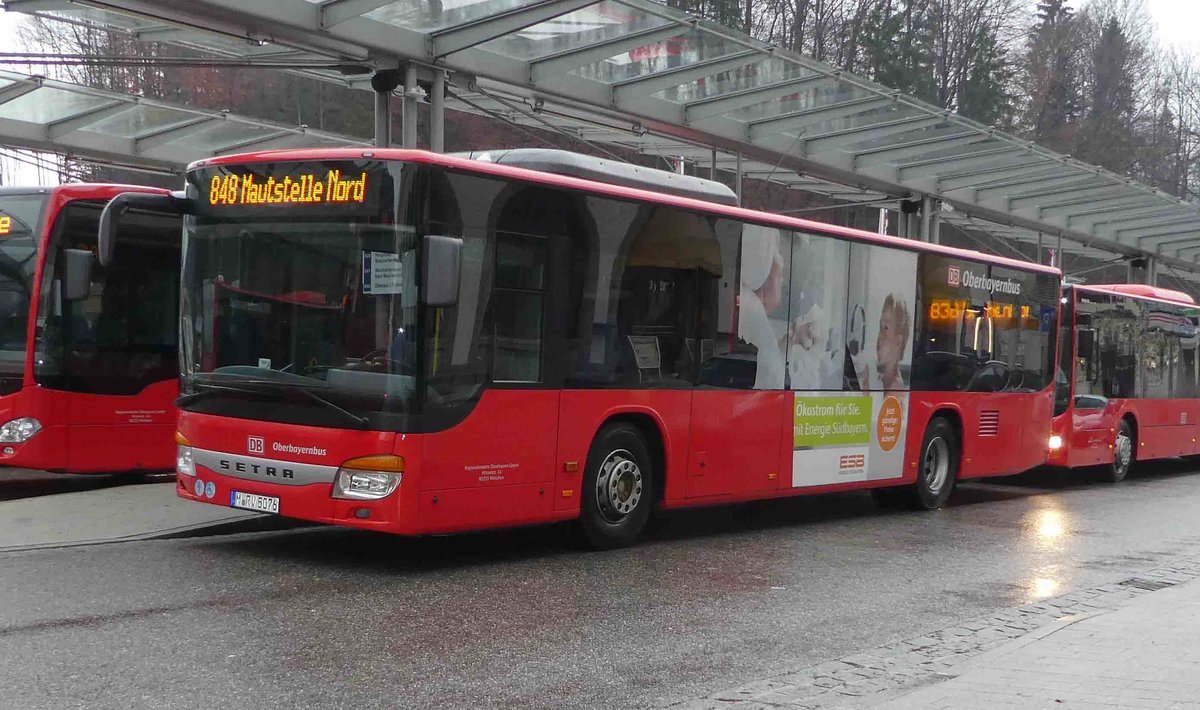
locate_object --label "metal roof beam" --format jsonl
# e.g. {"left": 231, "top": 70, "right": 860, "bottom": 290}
{"left": 898, "top": 145, "right": 1028, "bottom": 180}
{"left": 320, "top": 0, "right": 395, "bottom": 29}
{"left": 1066, "top": 199, "right": 1172, "bottom": 227}
{"left": 797, "top": 114, "right": 942, "bottom": 156}
{"left": 1135, "top": 233, "right": 1200, "bottom": 250}
{"left": 935, "top": 158, "right": 1058, "bottom": 191}
{"left": 970, "top": 168, "right": 1092, "bottom": 200}
{"left": 1132, "top": 227, "right": 1200, "bottom": 244}
{"left": 612, "top": 49, "right": 762, "bottom": 103}
{"left": 4, "top": 0, "right": 75, "bottom": 10}
{"left": 852, "top": 130, "right": 982, "bottom": 169}
{"left": 431, "top": 0, "right": 604, "bottom": 58}
{"left": 0, "top": 77, "right": 42, "bottom": 106}
{"left": 1113, "top": 216, "right": 1200, "bottom": 240}
{"left": 748, "top": 96, "right": 895, "bottom": 141}
{"left": 531, "top": 22, "right": 692, "bottom": 84}
{"left": 208, "top": 129, "right": 293, "bottom": 155}
{"left": 684, "top": 73, "right": 838, "bottom": 123}
{"left": 1168, "top": 245, "right": 1200, "bottom": 258}
{"left": 1004, "top": 178, "right": 1117, "bottom": 207}
{"left": 1036, "top": 188, "right": 1147, "bottom": 217}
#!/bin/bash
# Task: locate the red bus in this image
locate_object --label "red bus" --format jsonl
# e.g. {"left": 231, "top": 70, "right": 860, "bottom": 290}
{"left": 116, "top": 148, "right": 1060, "bottom": 547}
{"left": 0, "top": 184, "right": 180, "bottom": 473}
{"left": 1050, "top": 283, "right": 1200, "bottom": 481}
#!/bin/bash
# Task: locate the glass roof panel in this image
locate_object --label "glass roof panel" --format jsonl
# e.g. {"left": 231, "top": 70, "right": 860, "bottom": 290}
{"left": 38, "top": 8, "right": 291, "bottom": 57}
{"left": 80, "top": 104, "right": 196, "bottom": 138}
{"left": 480, "top": 0, "right": 670, "bottom": 60}
{"left": 572, "top": 29, "right": 751, "bottom": 85}
{"left": 361, "top": 0, "right": 547, "bottom": 33}
{"left": 0, "top": 88, "right": 115, "bottom": 124}
{"left": 724, "top": 81, "right": 877, "bottom": 122}
{"left": 36, "top": 8, "right": 157, "bottom": 32}
{"left": 769, "top": 106, "right": 936, "bottom": 139}
{"left": 652, "top": 58, "right": 815, "bottom": 105}
{"left": 165, "top": 122, "right": 285, "bottom": 153}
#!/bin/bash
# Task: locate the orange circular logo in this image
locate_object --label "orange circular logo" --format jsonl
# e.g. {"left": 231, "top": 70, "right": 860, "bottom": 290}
{"left": 876, "top": 396, "right": 903, "bottom": 452}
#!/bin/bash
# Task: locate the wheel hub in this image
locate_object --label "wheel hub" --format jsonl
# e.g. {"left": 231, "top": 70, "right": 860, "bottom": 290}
{"left": 923, "top": 436, "right": 949, "bottom": 494}
{"left": 1115, "top": 431, "right": 1132, "bottom": 469}
{"left": 596, "top": 450, "right": 643, "bottom": 523}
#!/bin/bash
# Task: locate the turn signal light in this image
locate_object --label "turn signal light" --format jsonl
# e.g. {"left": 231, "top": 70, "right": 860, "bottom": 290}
{"left": 1048, "top": 435, "right": 1063, "bottom": 451}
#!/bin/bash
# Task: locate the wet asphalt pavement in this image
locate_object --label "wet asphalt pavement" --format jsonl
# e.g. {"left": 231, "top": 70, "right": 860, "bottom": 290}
{"left": 4, "top": 462, "right": 1200, "bottom": 709}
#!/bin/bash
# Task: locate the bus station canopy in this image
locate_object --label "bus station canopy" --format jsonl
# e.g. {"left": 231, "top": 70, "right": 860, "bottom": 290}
{"left": 0, "top": 68, "right": 366, "bottom": 172}
{"left": 6, "top": 0, "right": 1200, "bottom": 273}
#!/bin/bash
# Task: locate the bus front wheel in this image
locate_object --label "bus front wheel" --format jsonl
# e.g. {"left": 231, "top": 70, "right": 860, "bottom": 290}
{"left": 579, "top": 423, "right": 654, "bottom": 550}
{"left": 1104, "top": 419, "right": 1134, "bottom": 483}
{"left": 910, "top": 417, "right": 959, "bottom": 510}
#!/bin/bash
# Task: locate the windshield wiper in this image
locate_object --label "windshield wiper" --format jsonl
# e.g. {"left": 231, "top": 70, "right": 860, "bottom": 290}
{"left": 179, "top": 378, "right": 369, "bottom": 427}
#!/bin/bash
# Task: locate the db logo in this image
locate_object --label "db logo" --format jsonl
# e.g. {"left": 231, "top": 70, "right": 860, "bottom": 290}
{"left": 947, "top": 265, "right": 961, "bottom": 286}
{"left": 247, "top": 436, "right": 265, "bottom": 454}
{"left": 839, "top": 454, "right": 865, "bottom": 469}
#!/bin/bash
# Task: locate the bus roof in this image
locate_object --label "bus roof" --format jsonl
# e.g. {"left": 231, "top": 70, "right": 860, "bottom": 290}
{"left": 192, "top": 148, "right": 1061, "bottom": 277}
{"left": 0, "top": 184, "right": 170, "bottom": 200}
{"left": 1078, "top": 283, "right": 1196, "bottom": 305}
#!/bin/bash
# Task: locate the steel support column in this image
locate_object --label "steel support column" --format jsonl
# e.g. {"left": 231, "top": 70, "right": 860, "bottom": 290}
{"left": 735, "top": 152, "right": 743, "bottom": 206}
{"left": 430, "top": 70, "right": 445, "bottom": 153}
{"left": 371, "top": 69, "right": 402, "bottom": 148}
{"left": 920, "top": 195, "right": 933, "bottom": 242}
{"left": 402, "top": 64, "right": 419, "bottom": 148}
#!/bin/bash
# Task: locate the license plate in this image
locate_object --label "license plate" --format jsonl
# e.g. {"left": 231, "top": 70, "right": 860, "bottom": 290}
{"left": 230, "top": 491, "right": 279, "bottom": 514}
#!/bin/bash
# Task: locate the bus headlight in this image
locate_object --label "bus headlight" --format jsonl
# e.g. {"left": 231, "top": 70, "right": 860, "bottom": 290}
{"left": 332, "top": 455, "right": 404, "bottom": 500}
{"left": 175, "top": 432, "right": 195, "bottom": 476}
{"left": 177, "top": 445, "right": 196, "bottom": 477}
{"left": 0, "top": 417, "right": 41, "bottom": 443}
{"left": 1048, "top": 435, "right": 1064, "bottom": 451}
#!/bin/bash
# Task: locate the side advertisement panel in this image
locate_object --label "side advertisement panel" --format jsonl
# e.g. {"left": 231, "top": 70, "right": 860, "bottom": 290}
{"left": 791, "top": 392, "right": 907, "bottom": 486}
{"left": 788, "top": 240, "right": 917, "bottom": 487}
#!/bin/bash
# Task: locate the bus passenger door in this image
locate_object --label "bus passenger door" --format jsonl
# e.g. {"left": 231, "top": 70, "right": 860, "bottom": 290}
{"left": 689, "top": 390, "right": 785, "bottom": 498}
{"left": 687, "top": 219, "right": 787, "bottom": 498}
{"left": 49, "top": 198, "right": 181, "bottom": 472}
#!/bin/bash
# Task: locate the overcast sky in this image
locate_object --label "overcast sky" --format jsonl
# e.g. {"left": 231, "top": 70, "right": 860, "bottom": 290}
{"left": 1143, "top": 0, "right": 1199, "bottom": 53}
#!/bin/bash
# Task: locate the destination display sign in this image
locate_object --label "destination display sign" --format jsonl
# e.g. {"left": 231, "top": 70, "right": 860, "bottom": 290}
{"left": 191, "top": 161, "right": 388, "bottom": 217}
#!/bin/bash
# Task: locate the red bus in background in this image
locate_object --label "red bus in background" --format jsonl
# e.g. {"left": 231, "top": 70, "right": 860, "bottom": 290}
{"left": 117, "top": 148, "right": 1061, "bottom": 547}
{"left": 0, "top": 185, "right": 179, "bottom": 473}
{"left": 1050, "top": 283, "right": 1200, "bottom": 481}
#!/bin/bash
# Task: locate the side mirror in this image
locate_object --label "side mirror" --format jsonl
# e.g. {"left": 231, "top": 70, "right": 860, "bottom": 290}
{"left": 422, "top": 234, "right": 462, "bottom": 307}
{"left": 99, "top": 191, "right": 188, "bottom": 266}
{"left": 61, "top": 249, "right": 93, "bottom": 301}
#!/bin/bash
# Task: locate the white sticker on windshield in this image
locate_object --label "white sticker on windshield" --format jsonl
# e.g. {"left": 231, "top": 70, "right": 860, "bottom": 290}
{"left": 363, "top": 251, "right": 403, "bottom": 295}
{"left": 257, "top": 358, "right": 271, "bottom": 369}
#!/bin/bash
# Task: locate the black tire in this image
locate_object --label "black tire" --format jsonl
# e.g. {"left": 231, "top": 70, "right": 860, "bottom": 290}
{"left": 1103, "top": 419, "right": 1134, "bottom": 483}
{"left": 909, "top": 417, "right": 959, "bottom": 510}
{"left": 579, "top": 424, "right": 654, "bottom": 550}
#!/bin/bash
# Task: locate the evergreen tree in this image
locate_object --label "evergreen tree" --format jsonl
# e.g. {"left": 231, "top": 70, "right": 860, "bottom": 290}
{"left": 1075, "top": 16, "right": 1137, "bottom": 172}
{"left": 957, "top": 26, "right": 1012, "bottom": 126}
{"left": 1022, "top": 0, "right": 1082, "bottom": 152}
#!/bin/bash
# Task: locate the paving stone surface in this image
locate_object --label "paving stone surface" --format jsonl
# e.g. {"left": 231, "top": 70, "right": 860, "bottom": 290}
{"left": 665, "top": 556, "right": 1200, "bottom": 709}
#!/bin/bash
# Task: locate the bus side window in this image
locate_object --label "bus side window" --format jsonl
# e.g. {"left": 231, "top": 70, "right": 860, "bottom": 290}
{"left": 1077, "top": 327, "right": 1097, "bottom": 384}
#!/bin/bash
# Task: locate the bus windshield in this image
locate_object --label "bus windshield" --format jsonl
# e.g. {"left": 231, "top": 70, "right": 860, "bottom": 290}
{"left": 0, "top": 193, "right": 45, "bottom": 387}
{"left": 181, "top": 161, "right": 419, "bottom": 429}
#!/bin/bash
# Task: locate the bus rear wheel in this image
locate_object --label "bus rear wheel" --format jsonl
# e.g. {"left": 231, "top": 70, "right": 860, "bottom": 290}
{"left": 1103, "top": 419, "right": 1134, "bottom": 483}
{"left": 909, "top": 417, "right": 958, "bottom": 510}
{"left": 579, "top": 423, "right": 654, "bottom": 550}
